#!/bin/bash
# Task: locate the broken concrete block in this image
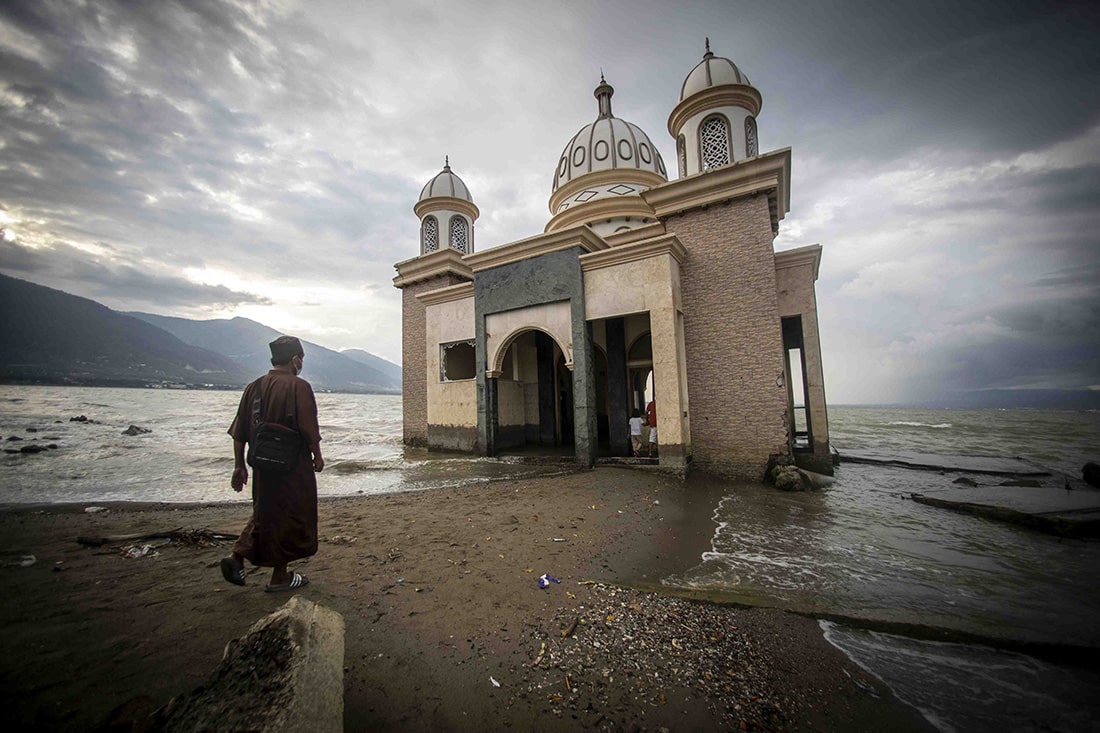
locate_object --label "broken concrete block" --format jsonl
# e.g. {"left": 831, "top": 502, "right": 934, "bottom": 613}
{"left": 150, "top": 595, "right": 345, "bottom": 733}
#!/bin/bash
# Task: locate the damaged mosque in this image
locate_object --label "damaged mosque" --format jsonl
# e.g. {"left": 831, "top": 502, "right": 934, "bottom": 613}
{"left": 393, "top": 41, "right": 831, "bottom": 479}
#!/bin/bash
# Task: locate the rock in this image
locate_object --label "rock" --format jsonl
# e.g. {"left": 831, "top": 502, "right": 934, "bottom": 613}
{"left": 999, "top": 479, "right": 1041, "bottom": 488}
{"left": 1084, "top": 462, "right": 1100, "bottom": 489}
{"left": 952, "top": 477, "right": 979, "bottom": 487}
{"left": 122, "top": 425, "right": 152, "bottom": 436}
{"left": 148, "top": 596, "right": 344, "bottom": 733}
{"left": 772, "top": 465, "right": 814, "bottom": 491}
{"left": 20, "top": 444, "right": 48, "bottom": 454}
{"left": 6, "top": 435, "right": 23, "bottom": 442}
{"left": 70, "top": 415, "right": 90, "bottom": 422}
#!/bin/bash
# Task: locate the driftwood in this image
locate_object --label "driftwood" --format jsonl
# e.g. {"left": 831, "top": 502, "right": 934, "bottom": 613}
{"left": 77, "top": 528, "right": 238, "bottom": 547}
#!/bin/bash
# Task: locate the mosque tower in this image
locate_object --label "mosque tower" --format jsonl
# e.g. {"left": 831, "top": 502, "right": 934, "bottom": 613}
{"left": 668, "top": 38, "right": 762, "bottom": 177}
{"left": 546, "top": 75, "right": 667, "bottom": 236}
{"left": 414, "top": 157, "right": 479, "bottom": 255}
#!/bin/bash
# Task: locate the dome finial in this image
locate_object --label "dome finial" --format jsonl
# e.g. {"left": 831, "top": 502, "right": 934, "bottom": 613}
{"left": 444, "top": 155, "right": 450, "bottom": 171}
{"left": 704, "top": 37, "right": 713, "bottom": 59}
{"left": 594, "top": 74, "right": 614, "bottom": 119}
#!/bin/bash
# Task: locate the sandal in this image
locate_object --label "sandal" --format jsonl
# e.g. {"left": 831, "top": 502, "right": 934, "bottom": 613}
{"left": 220, "top": 556, "right": 246, "bottom": 586}
{"left": 264, "top": 571, "right": 309, "bottom": 593}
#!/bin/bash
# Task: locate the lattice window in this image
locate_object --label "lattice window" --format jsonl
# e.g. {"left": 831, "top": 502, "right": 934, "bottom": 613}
{"left": 677, "top": 134, "right": 686, "bottom": 177}
{"left": 449, "top": 216, "right": 468, "bottom": 253}
{"left": 421, "top": 216, "right": 438, "bottom": 253}
{"left": 745, "top": 116, "right": 758, "bottom": 157}
{"left": 700, "top": 115, "right": 730, "bottom": 170}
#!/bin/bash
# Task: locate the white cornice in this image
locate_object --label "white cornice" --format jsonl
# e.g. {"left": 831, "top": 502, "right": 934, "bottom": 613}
{"left": 642, "top": 148, "right": 791, "bottom": 228}
{"left": 549, "top": 168, "right": 668, "bottom": 214}
{"left": 774, "top": 243, "right": 822, "bottom": 280}
{"left": 604, "top": 221, "right": 667, "bottom": 247}
{"left": 545, "top": 196, "right": 658, "bottom": 233}
{"left": 579, "top": 233, "right": 687, "bottom": 272}
{"left": 393, "top": 247, "right": 473, "bottom": 289}
{"left": 668, "top": 84, "right": 762, "bottom": 137}
{"left": 415, "top": 281, "right": 475, "bottom": 306}
{"left": 464, "top": 225, "right": 609, "bottom": 273}
{"left": 413, "top": 196, "right": 481, "bottom": 222}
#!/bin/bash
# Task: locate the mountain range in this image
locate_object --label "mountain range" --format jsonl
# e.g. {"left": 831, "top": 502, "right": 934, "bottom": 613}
{"left": 0, "top": 273, "right": 400, "bottom": 393}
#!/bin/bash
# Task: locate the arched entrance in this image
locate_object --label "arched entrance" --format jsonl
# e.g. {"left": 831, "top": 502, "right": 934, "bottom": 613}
{"left": 491, "top": 328, "right": 573, "bottom": 455}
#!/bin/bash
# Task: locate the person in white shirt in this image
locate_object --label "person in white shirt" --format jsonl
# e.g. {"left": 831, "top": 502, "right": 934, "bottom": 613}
{"left": 628, "top": 412, "right": 644, "bottom": 457}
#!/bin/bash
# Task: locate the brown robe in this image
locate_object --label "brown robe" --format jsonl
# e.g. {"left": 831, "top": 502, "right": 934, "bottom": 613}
{"left": 228, "top": 371, "right": 322, "bottom": 567}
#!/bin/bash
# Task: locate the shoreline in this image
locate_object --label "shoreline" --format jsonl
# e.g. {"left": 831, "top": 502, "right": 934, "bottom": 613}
{"left": 0, "top": 468, "right": 938, "bottom": 731}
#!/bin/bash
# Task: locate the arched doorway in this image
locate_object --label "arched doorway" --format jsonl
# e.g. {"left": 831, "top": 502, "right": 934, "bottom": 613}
{"left": 491, "top": 328, "right": 572, "bottom": 455}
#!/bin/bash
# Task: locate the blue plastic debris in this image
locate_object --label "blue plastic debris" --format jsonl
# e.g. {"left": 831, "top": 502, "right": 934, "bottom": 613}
{"left": 537, "top": 573, "right": 561, "bottom": 590}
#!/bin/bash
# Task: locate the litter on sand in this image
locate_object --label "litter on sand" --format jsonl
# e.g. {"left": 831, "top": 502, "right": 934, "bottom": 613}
{"left": 537, "top": 573, "right": 561, "bottom": 589}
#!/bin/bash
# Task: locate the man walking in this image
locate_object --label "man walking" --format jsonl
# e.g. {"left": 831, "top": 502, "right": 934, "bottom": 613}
{"left": 221, "top": 336, "right": 324, "bottom": 592}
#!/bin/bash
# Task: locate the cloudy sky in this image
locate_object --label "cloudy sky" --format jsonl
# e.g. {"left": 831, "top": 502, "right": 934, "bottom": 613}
{"left": 1, "top": 0, "right": 1097, "bottom": 405}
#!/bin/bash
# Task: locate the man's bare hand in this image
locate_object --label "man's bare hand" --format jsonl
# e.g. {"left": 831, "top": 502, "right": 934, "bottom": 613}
{"left": 231, "top": 466, "right": 248, "bottom": 492}
{"left": 313, "top": 455, "right": 325, "bottom": 473}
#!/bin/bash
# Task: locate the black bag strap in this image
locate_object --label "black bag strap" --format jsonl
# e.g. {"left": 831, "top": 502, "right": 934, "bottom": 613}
{"left": 250, "top": 376, "right": 297, "bottom": 429}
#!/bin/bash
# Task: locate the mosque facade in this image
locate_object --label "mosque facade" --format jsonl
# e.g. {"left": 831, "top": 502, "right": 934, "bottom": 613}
{"left": 393, "top": 43, "right": 830, "bottom": 479}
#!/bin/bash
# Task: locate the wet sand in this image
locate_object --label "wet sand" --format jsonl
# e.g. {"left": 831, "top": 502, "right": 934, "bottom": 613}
{"left": 0, "top": 467, "right": 933, "bottom": 731}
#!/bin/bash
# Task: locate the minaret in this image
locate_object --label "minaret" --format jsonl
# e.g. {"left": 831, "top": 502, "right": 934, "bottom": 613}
{"left": 414, "top": 157, "right": 479, "bottom": 255}
{"left": 668, "top": 39, "right": 762, "bottom": 178}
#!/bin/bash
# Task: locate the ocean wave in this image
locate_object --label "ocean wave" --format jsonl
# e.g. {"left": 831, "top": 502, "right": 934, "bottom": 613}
{"left": 887, "top": 421, "right": 953, "bottom": 429}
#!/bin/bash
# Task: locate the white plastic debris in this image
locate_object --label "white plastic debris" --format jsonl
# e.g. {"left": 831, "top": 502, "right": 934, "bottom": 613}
{"left": 490, "top": 676, "right": 500, "bottom": 688}
{"left": 84, "top": 506, "right": 109, "bottom": 513}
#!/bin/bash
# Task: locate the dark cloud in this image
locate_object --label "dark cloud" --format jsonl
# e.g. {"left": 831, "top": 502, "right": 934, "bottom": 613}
{"left": 0, "top": 238, "right": 269, "bottom": 310}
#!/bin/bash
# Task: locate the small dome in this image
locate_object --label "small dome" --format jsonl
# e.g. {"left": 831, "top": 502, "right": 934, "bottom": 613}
{"left": 679, "top": 38, "right": 753, "bottom": 102}
{"left": 553, "top": 77, "right": 667, "bottom": 192}
{"left": 419, "top": 157, "right": 474, "bottom": 203}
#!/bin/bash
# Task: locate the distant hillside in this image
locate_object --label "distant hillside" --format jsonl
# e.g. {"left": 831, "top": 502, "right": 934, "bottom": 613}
{"left": 129, "top": 313, "right": 400, "bottom": 394}
{"left": 341, "top": 348, "right": 402, "bottom": 383}
{"left": 0, "top": 273, "right": 250, "bottom": 387}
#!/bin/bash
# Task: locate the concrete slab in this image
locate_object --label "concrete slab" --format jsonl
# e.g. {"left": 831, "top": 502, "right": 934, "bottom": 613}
{"left": 840, "top": 449, "right": 1050, "bottom": 476}
{"left": 912, "top": 485, "right": 1100, "bottom": 538}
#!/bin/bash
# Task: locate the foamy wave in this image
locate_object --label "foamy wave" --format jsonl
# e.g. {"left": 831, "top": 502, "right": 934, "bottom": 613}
{"left": 888, "top": 421, "right": 953, "bottom": 429}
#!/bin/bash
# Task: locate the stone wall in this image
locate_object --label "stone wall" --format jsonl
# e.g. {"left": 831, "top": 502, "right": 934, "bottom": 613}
{"left": 670, "top": 194, "right": 790, "bottom": 479}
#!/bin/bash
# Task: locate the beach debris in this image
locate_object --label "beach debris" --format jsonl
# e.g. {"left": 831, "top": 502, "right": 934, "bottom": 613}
{"left": 122, "top": 425, "right": 152, "bottom": 436}
{"left": 326, "top": 535, "right": 358, "bottom": 545}
{"left": 490, "top": 676, "right": 500, "bottom": 688}
{"left": 537, "top": 573, "right": 561, "bottom": 589}
{"left": 10, "top": 554, "right": 36, "bottom": 567}
{"left": 122, "top": 544, "right": 159, "bottom": 559}
{"left": 532, "top": 641, "right": 547, "bottom": 667}
{"left": 562, "top": 617, "right": 580, "bottom": 638}
{"left": 77, "top": 527, "right": 237, "bottom": 547}
{"left": 84, "top": 506, "right": 109, "bottom": 513}
{"left": 552, "top": 537, "right": 566, "bottom": 542}
{"left": 565, "top": 673, "right": 572, "bottom": 692}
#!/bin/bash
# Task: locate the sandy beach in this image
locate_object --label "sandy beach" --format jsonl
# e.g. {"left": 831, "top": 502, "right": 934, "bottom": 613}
{"left": 0, "top": 467, "right": 933, "bottom": 732}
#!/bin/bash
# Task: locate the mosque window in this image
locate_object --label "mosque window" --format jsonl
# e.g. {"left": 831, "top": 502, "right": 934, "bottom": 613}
{"left": 441, "top": 340, "right": 476, "bottom": 381}
{"left": 421, "top": 216, "right": 438, "bottom": 253}
{"left": 677, "top": 134, "right": 686, "bottom": 177}
{"left": 700, "top": 115, "right": 731, "bottom": 170}
{"left": 449, "top": 216, "right": 468, "bottom": 253}
{"left": 746, "top": 116, "right": 758, "bottom": 157}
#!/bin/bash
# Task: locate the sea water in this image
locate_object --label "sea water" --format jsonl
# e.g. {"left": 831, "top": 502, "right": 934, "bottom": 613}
{"left": 0, "top": 385, "right": 565, "bottom": 504}
{"left": 3, "top": 386, "right": 1099, "bottom": 730}
{"left": 664, "top": 406, "right": 1100, "bottom": 732}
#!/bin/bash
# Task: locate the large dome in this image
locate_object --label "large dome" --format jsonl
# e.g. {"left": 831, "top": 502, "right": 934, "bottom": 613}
{"left": 552, "top": 77, "right": 667, "bottom": 193}
{"left": 419, "top": 158, "right": 474, "bottom": 203}
{"left": 679, "top": 39, "right": 753, "bottom": 102}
